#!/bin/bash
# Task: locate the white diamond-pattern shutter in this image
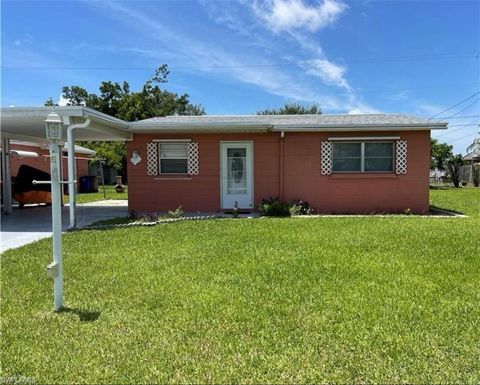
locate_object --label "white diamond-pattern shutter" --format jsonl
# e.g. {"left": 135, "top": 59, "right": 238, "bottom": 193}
{"left": 187, "top": 142, "right": 199, "bottom": 175}
{"left": 146, "top": 142, "right": 158, "bottom": 176}
{"left": 321, "top": 141, "right": 333, "bottom": 175}
{"left": 395, "top": 140, "right": 408, "bottom": 174}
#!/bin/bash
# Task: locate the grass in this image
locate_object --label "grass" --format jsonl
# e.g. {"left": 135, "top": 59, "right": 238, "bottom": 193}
{"left": 75, "top": 184, "right": 128, "bottom": 204}
{"left": 2, "top": 188, "right": 480, "bottom": 384}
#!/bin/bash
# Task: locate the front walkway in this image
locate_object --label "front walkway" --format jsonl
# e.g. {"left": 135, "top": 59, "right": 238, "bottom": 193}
{"left": 1, "top": 200, "right": 128, "bottom": 252}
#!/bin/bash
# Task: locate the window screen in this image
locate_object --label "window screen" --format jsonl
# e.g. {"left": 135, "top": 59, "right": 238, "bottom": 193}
{"left": 158, "top": 143, "right": 188, "bottom": 174}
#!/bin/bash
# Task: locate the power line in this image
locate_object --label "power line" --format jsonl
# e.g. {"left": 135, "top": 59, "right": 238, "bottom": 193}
{"left": 441, "top": 97, "right": 480, "bottom": 119}
{"left": 436, "top": 122, "right": 480, "bottom": 137}
{"left": 3, "top": 82, "right": 477, "bottom": 99}
{"left": 431, "top": 115, "right": 480, "bottom": 120}
{"left": 355, "top": 82, "right": 475, "bottom": 94}
{"left": 428, "top": 90, "right": 480, "bottom": 119}
{"left": 448, "top": 132, "right": 479, "bottom": 144}
{"left": 447, "top": 123, "right": 480, "bottom": 127}
{"left": 2, "top": 51, "right": 478, "bottom": 71}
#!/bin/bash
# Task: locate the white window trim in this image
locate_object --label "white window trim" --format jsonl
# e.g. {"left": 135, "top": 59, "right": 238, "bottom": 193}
{"left": 332, "top": 141, "right": 395, "bottom": 173}
{"left": 328, "top": 136, "right": 401, "bottom": 141}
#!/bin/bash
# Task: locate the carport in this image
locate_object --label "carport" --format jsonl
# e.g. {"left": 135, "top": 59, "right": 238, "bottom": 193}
{"left": 1, "top": 107, "right": 131, "bottom": 226}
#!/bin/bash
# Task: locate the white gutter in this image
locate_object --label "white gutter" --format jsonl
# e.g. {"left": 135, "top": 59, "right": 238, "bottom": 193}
{"left": 10, "top": 150, "right": 39, "bottom": 158}
{"left": 66, "top": 118, "right": 91, "bottom": 229}
{"left": 272, "top": 124, "right": 448, "bottom": 131}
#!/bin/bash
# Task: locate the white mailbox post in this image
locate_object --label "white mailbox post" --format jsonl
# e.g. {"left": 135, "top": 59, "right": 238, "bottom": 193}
{"left": 45, "top": 109, "right": 64, "bottom": 311}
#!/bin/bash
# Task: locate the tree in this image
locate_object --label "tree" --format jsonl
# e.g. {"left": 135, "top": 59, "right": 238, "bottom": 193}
{"left": 44, "top": 97, "right": 58, "bottom": 107}
{"left": 430, "top": 138, "right": 453, "bottom": 171}
{"left": 257, "top": 103, "right": 322, "bottom": 115}
{"left": 447, "top": 154, "right": 465, "bottom": 188}
{"left": 45, "top": 65, "right": 204, "bottom": 174}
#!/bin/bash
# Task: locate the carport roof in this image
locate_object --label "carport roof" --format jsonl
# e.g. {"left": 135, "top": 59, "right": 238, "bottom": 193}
{"left": 1, "top": 106, "right": 131, "bottom": 143}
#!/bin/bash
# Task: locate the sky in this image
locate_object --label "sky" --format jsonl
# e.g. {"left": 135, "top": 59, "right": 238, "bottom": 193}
{"left": 1, "top": 0, "right": 479, "bottom": 153}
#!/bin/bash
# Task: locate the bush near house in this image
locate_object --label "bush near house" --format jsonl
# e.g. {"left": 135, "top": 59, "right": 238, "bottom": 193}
{"left": 258, "top": 197, "right": 314, "bottom": 217}
{"left": 258, "top": 197, "right": 290, "bottom": 217}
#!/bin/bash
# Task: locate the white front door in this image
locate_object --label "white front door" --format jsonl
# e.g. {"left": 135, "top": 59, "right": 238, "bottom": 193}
{"left": 221, "top": 142, "right": 253, "bottom": 209}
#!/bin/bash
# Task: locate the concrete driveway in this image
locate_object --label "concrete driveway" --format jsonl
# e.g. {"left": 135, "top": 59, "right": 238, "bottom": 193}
{"left": 1, "top": 200, "right": 128, "bottom": 253}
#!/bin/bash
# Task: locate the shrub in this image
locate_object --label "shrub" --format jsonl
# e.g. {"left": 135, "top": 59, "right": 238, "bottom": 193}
{"left": 289, "top": 199, "right": 314, "bottom": 216}
{"left": 447, "top": 154, "right": 464, "bottom": 188}
{"left": 473, "top": 164, "right": 480, "bottom": 187}
{"left": 258, "top": 197, "right": 290, "bottom": 217}
{"left": 167, "top": 205, "right": 184, "bottom": 218}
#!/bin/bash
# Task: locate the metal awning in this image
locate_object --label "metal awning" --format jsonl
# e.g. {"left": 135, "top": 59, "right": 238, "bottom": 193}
{"left": 1, "top": 106, "right": 131, "bottom": 142}
{"left": 1, "top": 107, "right": 131, "bottom": 220}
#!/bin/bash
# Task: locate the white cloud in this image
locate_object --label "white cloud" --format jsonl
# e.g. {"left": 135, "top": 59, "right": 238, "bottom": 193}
{"left": 57, "top": 94, "right": 70, "bottom": 106}
{"left": 347, "top": 104, "right": 382, "bottom": 114}
{"left": 415, "top": 102, "right": 445, "bottom": 117}
{"left": 13, "top": 33, "right": 33, "bottom": 46}
{"left": 87, "top": 0, "right": 375, "bottom": 113}
{"left": 388, "top": 89, "right": 409, "bottom": 101}
{"left": 253, "top": 0, "right": 347, "bottom": 33}
{"left": 89, "top": 1, "right": 327, "bottom": 103}
{"left": 303, "top": 58, "right": 349, "bottom": 89}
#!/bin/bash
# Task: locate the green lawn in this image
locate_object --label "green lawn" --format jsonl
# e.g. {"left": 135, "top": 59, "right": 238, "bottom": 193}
{"left": 2, "top": 188, "right": 479, "bottom": 384}
{"left": 75, "top": 184, "right": 128, "bottom": 204}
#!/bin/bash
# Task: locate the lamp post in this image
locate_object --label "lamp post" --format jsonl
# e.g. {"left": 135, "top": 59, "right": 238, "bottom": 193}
{"left": 45, "top": 109, "right": 64, "bottom": 311}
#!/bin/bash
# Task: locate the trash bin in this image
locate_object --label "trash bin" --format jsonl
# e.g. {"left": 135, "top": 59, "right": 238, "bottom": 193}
{"left": 79, "top": 176, "right": 98, "bottom": 193}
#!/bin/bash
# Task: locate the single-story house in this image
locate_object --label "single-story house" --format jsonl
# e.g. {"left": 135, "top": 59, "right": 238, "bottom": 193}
{"left": 1, "top": 108, "right": 448, "bottom": 217}
{"left": 126, "top": 114, "right": 447, "bottom": 214}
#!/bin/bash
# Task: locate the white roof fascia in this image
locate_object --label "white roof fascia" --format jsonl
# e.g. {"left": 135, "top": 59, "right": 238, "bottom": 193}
{"left": 2, "top": 106, "right": 130, "bottom": 130}
{"left": 129, "top": 123, "right": 272, "bottom": 133}
{"left": 272, "top": 124, "right": 447, "bottom": 131}
{"left": 0, "top": 131, "right": 51, "bottom": 144}
{"left": 80, "top": 107, "right": 130, "bottom": 129}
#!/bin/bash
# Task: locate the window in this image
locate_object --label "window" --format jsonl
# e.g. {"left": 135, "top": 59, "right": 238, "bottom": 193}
{"left": 332, "top": 142, "right": 393, "bottom": 173}
{"left": 158, "top": 142, "right": 188, "bottom": 174}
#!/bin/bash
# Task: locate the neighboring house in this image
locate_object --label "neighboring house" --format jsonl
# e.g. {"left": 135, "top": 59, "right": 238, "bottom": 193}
{"left": 462, "top": 137, "right": 480, "bottom": 184}
{"left": 126, "top": 114, "right": 447, "bottom": 214}
{"left": 5, "top": 141, "right": 95, "bottom": 190}
{"left": 463, "top": 138, "right": 480, "bottom": 165}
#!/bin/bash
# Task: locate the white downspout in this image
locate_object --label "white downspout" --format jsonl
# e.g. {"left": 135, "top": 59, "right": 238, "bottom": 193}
{"left": 66, "top": 119, "right": 91, "bottom": 228}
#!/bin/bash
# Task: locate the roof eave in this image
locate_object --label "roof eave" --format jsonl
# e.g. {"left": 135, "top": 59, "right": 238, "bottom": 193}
{"left": 272, "top": 124, "right": 448, "bottom": 131}
{"left": 128, "top": 123, "right": 272, "bottom": 133}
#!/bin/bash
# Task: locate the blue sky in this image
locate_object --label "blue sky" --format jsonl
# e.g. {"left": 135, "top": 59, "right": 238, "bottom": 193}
{"left": 1, "top": 0, "right": 479, "bottom": 153}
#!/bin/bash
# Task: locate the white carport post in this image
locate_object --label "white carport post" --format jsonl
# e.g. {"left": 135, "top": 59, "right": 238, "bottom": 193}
{"left": 66, "top": 119, "right": 91, "bottom": 229}
{"left": 1, "top": 138, "right": 13, "bottom": 214}
{"left": 44, "top": 110, "right": 65, "bottom": 311}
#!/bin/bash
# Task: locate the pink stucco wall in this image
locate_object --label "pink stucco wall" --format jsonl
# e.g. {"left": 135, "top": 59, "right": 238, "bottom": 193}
{"left": 127, "top": 130, "right": 431, "bottom": 214}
